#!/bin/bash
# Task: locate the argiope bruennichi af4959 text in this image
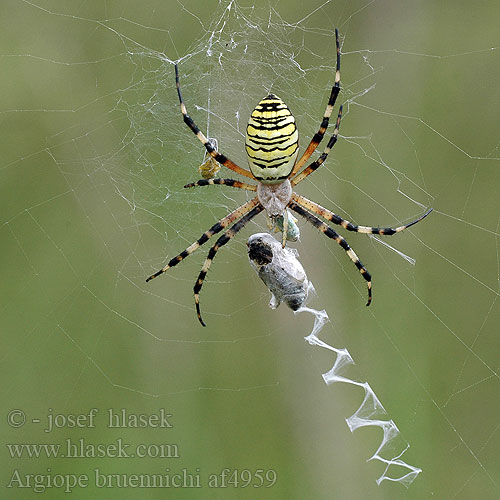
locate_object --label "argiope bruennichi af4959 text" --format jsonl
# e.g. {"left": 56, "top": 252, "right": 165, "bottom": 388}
{"left": 146, "top": 29, "right": 432, "bottom": 326}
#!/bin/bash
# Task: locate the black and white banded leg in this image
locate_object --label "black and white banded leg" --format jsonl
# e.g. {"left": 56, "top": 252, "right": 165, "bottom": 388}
{"left": 194, "top": 205, "right": 264, "bottom": 326}
{"left": 146, "top": 198, "right": 259, "bottom": 282}
{"left": 290, "top": 28, "right": 341, "bottom": 177}
{"left": 292, "top": 193, "right": 433, "bottom": 235}
{"left": 175, "top": 64, "right": 254, "bottom": 180}
{"left": 288, "top": 201, "right": 372, "bottom": 306}
{"left": 291, "top": 105, "right": 343, "bottom": 186}
{"left": 184, "top": 178, "right": 257, "bottom": 191}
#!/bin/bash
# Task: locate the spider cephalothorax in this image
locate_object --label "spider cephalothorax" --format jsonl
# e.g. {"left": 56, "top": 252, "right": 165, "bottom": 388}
{"left": 146, "top": 29, "right": 432, "bottom": 326}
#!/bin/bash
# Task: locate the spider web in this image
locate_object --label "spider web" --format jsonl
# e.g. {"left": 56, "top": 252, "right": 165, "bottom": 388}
{"left": 3, "top": 0, "right": 500, "bottom": 498}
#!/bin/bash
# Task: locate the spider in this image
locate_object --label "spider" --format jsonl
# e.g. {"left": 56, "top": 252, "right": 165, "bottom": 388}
{"left": 146, "top": 29, "right": 432, "bottom": 326}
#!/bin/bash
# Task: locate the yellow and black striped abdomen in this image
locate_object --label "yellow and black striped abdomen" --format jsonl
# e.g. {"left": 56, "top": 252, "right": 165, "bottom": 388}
{"left": 245, "top": 94, "right": 299, "bottom": 184}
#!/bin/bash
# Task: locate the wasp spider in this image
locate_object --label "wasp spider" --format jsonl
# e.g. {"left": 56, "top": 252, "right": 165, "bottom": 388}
{"left": 146, "top": 29, "right": 432, "bottom": 326}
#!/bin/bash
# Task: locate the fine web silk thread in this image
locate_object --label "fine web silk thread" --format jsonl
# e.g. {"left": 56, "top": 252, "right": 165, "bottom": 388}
{"left": 247, "top": 232, "right": 422, "bottom": 487}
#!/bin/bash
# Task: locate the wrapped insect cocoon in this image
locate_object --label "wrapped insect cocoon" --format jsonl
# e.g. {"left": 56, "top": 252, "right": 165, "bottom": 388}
{"left": 274, "top": 209, "right": 300, "bottom": 242}
{"left": 198, "top": 156, "right": 221, "bottom": 179}
{"left": 247, "top": 233, "right": 312, "bottom": 311}
{"left": 197, "top": 138, "right": 221, "bottom": 179}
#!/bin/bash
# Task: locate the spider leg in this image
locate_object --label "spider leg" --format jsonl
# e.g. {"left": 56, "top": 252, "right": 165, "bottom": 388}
{"left": 292, "top": 193, "right": 433, "bottom": 234}
{"left": 146, "top": 197, "right": 259, "bottom": 282}
{"left": 194, "top": 204, "right": 264, "bottom": 326}
{"left": 175, "top": 64, "right": 254, "bottom": 180}
{"left": 291, "top": 105, "right": 342, "bottom": 186}
{"left": 184, "top": 178, "right": 257, "bottom": 191}
{"left": 290, "top": 28, "right": 341, "bottom": 177}
{"left": 288, "top": 201, "right": 372, "bottom": 306}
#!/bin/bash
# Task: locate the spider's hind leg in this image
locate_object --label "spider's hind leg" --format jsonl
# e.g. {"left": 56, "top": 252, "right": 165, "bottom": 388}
{"left": 175, "top": 64, "right": 254, "bottom": 180}
{"left": 290, "top": 28, "right": 342, "bottom": 177}
{"left": 184, "top": 178, "right": 256, "bottom": 191}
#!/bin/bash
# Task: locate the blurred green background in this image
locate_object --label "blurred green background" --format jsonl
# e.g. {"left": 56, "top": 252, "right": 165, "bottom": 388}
{"left": 2, "top": 0, "right": 500, "bottom": 498}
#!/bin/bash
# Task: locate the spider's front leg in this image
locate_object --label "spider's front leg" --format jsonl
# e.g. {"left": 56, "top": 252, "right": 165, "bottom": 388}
{"left": 146, "top": 198, "right": 259, "bottom": 282}
{"left": 194, "top": 205, "right": 264, "bottom": 326}
{"left": 292, "top": 193, "right": 432, "bottom": 235}
{"left": 289, "top": 201, "right": 373, "bottom": 305}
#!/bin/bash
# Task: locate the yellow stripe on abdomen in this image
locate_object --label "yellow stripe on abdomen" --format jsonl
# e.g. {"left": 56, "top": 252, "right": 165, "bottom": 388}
{"left": 245, "top": 94, "right": 299, "bottom": 184}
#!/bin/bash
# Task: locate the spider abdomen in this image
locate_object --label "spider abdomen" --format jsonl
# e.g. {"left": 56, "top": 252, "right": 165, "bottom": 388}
{"left": 245, "top": 94, "right": 299, "bottom": 184}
